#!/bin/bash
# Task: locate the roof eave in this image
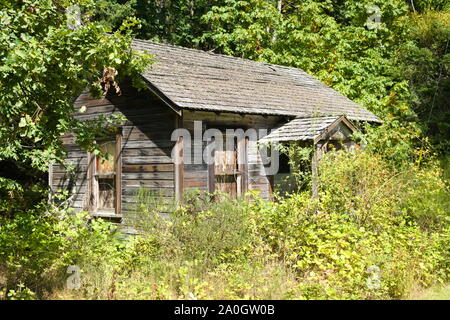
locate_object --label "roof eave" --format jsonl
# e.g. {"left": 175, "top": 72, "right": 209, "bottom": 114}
{"left": 141, "top": 77, "right": 182, "bottom": 116}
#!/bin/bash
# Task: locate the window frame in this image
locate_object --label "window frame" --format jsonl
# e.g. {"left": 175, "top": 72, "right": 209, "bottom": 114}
{"left": 86, "top": 130, "right": 122, "bottom": 216}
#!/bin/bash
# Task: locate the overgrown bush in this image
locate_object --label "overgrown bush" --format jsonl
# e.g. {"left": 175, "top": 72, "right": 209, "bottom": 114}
{"left": 1, "top": 149, "right": 448, "bottom": 300}
{"left": 248, "top": 149, "right": 449, "bottom": 299}
{"left": 0, "top": 202, "right": 124, "bottom": 300}
{"left": 127, "top": 189, "right": 252, "bottom": 268}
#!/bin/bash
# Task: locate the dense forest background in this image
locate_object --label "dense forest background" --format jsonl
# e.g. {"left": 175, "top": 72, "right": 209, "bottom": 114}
{"left": 96, "top": 0, "right": 450, "bottom": 157}
{"left": 1, "top": 0, "right": 448, "bottom": 200}
{"left": 0, "top": 0, "right": 449, "bottom": 300}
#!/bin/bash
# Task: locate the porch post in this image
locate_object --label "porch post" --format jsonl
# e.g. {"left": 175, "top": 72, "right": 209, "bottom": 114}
{"left": 174, "top": 116, "right": 184, "bottom": 202}
{"left": 311, "top": 142, "right": 323, "bottom": 198}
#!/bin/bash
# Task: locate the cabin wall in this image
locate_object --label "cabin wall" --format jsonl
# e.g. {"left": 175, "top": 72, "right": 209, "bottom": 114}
{"left": 181, "top": 110, "right": 284, "bottom": 200}
{"left": 51, "top": 84, "right": 177, "bottom": 221}
{"left": 52, "top": 89, "right": 290, "bottom": 231}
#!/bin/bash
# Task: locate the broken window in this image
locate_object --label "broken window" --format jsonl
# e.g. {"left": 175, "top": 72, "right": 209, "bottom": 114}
{"left": 87, "top": 132, "right": 122, "bottom": 215}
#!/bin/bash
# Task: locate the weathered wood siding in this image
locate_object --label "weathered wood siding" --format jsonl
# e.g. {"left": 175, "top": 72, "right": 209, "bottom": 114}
{"left": 51, "top": 84, "right": 177, "bottom": 214}
{"left": 182, "top": 110, "right": 284, "bottom": 200}
{"left": 52, "top": 87, "right": 289, "bottom": 223}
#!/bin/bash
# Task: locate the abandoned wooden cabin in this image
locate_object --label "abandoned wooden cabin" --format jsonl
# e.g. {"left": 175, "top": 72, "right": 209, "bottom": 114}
{"left": 50, "top": 39, "right": 379, "bottom": 222}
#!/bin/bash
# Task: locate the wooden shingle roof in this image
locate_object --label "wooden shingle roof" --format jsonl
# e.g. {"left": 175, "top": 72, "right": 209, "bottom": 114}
{"left": 259, "top": 116, "right": 357, "bottom": 143}
{"left": 132, "top": 39, "right": 380, "bottom": 122}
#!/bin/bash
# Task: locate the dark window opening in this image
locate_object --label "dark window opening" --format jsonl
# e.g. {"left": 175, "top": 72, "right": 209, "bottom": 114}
{"left": 278, "top": 152, "right": 290, "bottom": 174}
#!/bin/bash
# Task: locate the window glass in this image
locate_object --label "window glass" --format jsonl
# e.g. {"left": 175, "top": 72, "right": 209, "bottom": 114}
{"left": 98, "top": 177, "right": 115, "bottom": 209}
{"left": 96, "top": 141, "right": 116, "bottom": 173}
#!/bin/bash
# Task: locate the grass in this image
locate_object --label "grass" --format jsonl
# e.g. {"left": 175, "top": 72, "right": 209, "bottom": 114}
{"left": 409, "top": 284, "right": 450, "bottom": 300}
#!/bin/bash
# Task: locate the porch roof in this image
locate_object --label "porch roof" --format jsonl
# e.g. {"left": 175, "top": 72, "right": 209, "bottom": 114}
{"left": 259, "top": 115, "right": 357, "bottom": 143}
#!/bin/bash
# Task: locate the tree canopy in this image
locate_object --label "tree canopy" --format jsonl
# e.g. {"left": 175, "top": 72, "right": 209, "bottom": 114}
{"left": 96, "top": 0, "right": 449, "bottom": 156}
{"left": 0, "top": 0, "right": 448, "bottom": 207}
{"left": 0, "top": 0, "right": 150, "bottom": 210}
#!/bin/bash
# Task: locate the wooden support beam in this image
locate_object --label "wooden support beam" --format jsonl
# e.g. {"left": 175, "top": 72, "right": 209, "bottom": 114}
{"left": 237, "top": 136, "right": 248, "bottom": 195}
{"left": 311, "top": 142, "right": 319, "bottom": 199}
{"left": 311, "top": 141, "right": 327, "bottom": 198}
{"left": 174, "top": 116, "right": 184, "bottom": 202}
{"left": 207, "top": 138, "right": 215, "bottom": 194}
{"left": 115, "top": 132, "right": 122, "bottom": 215}
{"left": 85, "top": 152, "right": 94, "bottom": 210}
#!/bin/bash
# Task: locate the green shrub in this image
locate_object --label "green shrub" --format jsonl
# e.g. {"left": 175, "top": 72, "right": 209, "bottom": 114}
{"left": 247, "top": 149, "right": 449, "bottom": 299}
{"left": 0, "top": 200, "right": 125, "bottom": 300}
{"left": 2, "top": 150, "right": 447, "bottom": 300}
{"left": 0, "top": 201, "right": 65, "bottom": 298}
{"left": 128, "top": 189, "right": 253, "bottom": 268}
